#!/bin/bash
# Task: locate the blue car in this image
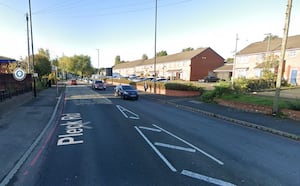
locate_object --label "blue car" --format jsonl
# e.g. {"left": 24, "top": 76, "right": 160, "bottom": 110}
{"left": 114, "top": 84, "right": 139, "bottom": 100}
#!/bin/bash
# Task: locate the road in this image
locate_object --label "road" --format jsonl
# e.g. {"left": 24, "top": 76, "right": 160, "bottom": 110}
{"left": 10, "top": 85, "right": 300, "bottom": 186}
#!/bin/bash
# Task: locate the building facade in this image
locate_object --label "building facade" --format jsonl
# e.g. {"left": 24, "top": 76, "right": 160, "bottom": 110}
{"left": 113, "top": 47, "right": 224, "bottom": 81}
{"left": 233, "top": 35, "right": 300, "bottom": 85}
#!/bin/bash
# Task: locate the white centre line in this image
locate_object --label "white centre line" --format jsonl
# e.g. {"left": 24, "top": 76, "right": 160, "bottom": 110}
{"left": 134, "top": 126, "right": 177, "bottom": 172}
{"left": 153, "top": 124, "right": 224, "bottom": 165}
{"left": 181, "top": 170, "right": 236, "bottom": 186}
{"left": 154, "top": 142, "right": 196, "bottom": 153}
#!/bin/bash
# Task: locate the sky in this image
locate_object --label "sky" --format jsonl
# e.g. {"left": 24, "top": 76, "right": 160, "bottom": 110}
{"left": 1, "top": 0, "right": 300, "bottom": 68}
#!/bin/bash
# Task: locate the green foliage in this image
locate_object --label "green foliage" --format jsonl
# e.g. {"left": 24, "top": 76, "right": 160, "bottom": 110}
{"left": 232, "top": 78, "right": 289, "bottom": 92}
{"left": 200, "top": 90, "right": 216, "bottom": 103}
{"left": 164, "top": 83, "right": 202, "bottom": 91}
{"left": 182, "top": 47, "right": 194, "bottom": 52}
{"left": 156, "top": 50, "right": 168, "bottom": 57}
{"left": 213, "top": 81, "right": 232, "bottom": 97}
{"left": 286, "top": 100, "right": 300, "bottom": 111}
{"left": 233, "top": 78, "right": 249, "bottom": 93}
{"left": 34, "top": 54, "right": 51, "bottom": 77}
{"left": 142, "top": 54, "right": 148, "bottom": 60}
{"left": 200, "top": 82, "right": 233, "bottom": 102}
{"left": 115, "top": 55, "right": 121, "bottom": 65}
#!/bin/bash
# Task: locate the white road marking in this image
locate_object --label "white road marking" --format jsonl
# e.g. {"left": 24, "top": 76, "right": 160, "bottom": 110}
{"left": 116, "top": 105, "right": 139, "bottom": 120}
{"left": 153, "top": 124, "right": 224, "bottom": 165}
{"left": 154, "top": 142, "right": 196, "bottom": 153}
{"left": 134, "top": 126, "right": 177, "bottom": 172}
{"left": 139, "top": 126, "right": 162, "bottom": 132}
{"left": 181, "top": 170, "right": 236, "bottom": 186}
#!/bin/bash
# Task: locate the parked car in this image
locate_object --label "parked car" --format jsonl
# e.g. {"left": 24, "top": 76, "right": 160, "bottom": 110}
{"left": 92, "top": 80, "right": 106, "bottom": 90}
{"left": 151, "top": 77, "right": 168, "bottom": 83}
{"left": 114, "top": 84, "right": 139, "bottom": 100}
{"left": 199, "top": 76, "right": 220, "bottom": 83}
{"left": 70, "top": 79, "right": 77, "bottom": 85}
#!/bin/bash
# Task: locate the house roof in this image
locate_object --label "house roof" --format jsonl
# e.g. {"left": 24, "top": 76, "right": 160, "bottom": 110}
{"left": 0, "top": 56, "right": 16, "bottom": 63}
{"left": 237, "top": 35, "right": 300, "bottom": 55}
{"left": 213, "top": 63, "right": 233, "bottom": 72}
{"left": 113, "top": 48, "right": 210, "bottom": 69}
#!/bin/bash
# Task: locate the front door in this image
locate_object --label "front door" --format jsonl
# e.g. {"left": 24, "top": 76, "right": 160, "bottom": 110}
{"left": 290, "top": 69, "right": 298, "bottom": 85}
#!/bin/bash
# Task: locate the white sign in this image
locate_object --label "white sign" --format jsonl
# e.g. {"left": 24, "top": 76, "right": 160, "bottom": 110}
{"left": 13, "top": 68, "right": 26, "bottom": 81}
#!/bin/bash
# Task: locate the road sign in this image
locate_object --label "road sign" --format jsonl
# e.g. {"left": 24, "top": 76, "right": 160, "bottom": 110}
{"left": 13, "top": 68, "right": 26, "bottom": 81}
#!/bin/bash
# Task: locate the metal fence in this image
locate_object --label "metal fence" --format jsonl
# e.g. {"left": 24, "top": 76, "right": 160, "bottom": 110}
{"left": 0, "top": 74, "right": 32, "bottom": 102}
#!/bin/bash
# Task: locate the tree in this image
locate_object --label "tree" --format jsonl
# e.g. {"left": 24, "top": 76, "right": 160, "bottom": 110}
{"left": 34, "top": 54, "right": 51, "bottom": 78}
{"left": 33, "top": 48, "right": 52, "bottom": 78}
{"left": 142, "top": 54, "right": 148, "bottom": 60}
{"left": 182, "top": 47, "right": 194, "bottom": 52}
{"left": 263, "top": 34, "right": 279, "bottom": 41}
{"left": 156, "top": 50, "right": 168, "bottom": 57}
{"left": 69, "top": 55, "right": 93, "bottom": 77}
{"left": 115, "top": 55, "right": 121, "bottom": 65}
{"left": 225, "top": 58, "right": 234, "bottom": 63}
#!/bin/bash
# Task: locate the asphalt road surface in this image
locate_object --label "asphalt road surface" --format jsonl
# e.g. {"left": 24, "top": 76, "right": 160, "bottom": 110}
{"left": 10, "top": 85, "right": 300, "bottom": 186}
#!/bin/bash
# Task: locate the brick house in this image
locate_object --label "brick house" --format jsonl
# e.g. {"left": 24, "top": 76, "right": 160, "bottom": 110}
{"left": 233, "top": 35, "right": 300, "bottom": 85}
{"left": 113, "top": 47, "right": 224, "bottom": 81}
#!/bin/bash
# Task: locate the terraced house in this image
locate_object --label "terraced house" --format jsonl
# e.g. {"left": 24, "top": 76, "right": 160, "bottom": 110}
{"left": 234, "top": 34, "right": 300, "bottom": 85}
{"left": 113, "top": 47, "right": 224, "bottom": 81}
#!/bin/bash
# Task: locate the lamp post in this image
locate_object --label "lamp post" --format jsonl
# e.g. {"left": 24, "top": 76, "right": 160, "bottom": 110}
{"left": 153, "top": 0, "right": 157, "bottom": 93}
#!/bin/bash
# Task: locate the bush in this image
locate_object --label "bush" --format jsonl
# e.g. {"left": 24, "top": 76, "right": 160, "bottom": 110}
{"left": 214, "top": 82, "right": 232, "bottom": 97}
{"left": 164, "top": 83, "right": 203, "bottom": 91}
{"left": 287, "top": 100, "right": 300, "bottom": 111}
{"left": 200, "top": 90, "right": 216, "bottom": 103}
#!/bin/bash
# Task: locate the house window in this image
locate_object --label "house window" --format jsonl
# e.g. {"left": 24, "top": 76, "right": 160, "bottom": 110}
{"left": 255, "top": 69, "right": 263, "bottom": 78}
{"left": 287, "top": 50, "right": 296, "bottom": 58}
{"left": 237, "top": 56, "right": 249, "bottom": 64}
{"left": 237, "top": 69, "right": 247, "bottom": 78}
{"left": 256, "top": 54, "right": 264, "bottom": 62}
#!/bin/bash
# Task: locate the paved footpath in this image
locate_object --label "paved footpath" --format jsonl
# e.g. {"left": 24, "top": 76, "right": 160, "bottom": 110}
{"left": 0, "top": 85, "right": 299, "bottom": 185}
{"left": 0, "top": 86, "right": 63, "bottom": 185}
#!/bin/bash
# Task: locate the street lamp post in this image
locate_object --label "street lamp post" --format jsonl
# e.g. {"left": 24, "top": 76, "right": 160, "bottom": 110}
{"left": 153, "top": 0, "right": 157, "bottom": 93}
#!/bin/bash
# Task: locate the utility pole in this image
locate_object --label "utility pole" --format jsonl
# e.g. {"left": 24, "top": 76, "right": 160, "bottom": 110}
{"left": 26, "top": 13, "right": 30, "bottom": 74}
{"left": 153, "top": 0, "right": 157, "bottom": 94}
{"left": 231, "top": 33, "right": 239, "bottom": 89}
{"left": 265, "top": 33, "right": 272, "bottom": 60}
{"left": 29, "top": 0, "right": 37, "bottom": 97}
{"left": 96, "top": 49, "right": 100, "bottom": 75}
{"left": 272, "top": 0, "right": 292, "bottom": 115}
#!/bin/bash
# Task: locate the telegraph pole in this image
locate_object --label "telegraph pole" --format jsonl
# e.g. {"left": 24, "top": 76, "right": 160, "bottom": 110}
{"left": 26, "top": 13, "right": 30, "bottom": 73}
{"left": 231, "top": 33, "right": 239, "bottom": 89}
{"left": 96, "top": 49, "right": 100, "bottom": 75}
{"left": 29, "top": 0, "right": 37, "bottom": 97}
{"left": 272, "top": 0, "right": 292, "bottom": 115}
{"left": 153, "top": 0, "right": 157, "bottom": 94}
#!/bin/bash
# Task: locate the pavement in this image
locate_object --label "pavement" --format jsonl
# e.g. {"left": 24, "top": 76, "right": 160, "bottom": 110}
{"left": 0, "top": 84, "right": 300, "bottom": 185}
